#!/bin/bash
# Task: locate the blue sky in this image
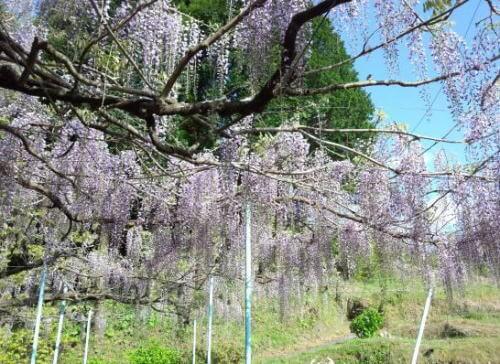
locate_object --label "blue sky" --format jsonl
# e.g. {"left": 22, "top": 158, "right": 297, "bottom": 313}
{"left": 334, "top": 0, "right": 488, "bottom": 167}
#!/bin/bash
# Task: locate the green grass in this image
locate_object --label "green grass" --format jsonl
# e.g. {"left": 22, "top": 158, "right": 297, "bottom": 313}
{"left": 1, "top": 280, "right": 499, "bottom": 363}
{"left": 261, "top": 337, "right": 500, "bottom": 364}
{"left": 53, "top": 293, "right": 349, "bottom": 363}
{"left": 261, "top": 281, "right": 500, "bottom": 364}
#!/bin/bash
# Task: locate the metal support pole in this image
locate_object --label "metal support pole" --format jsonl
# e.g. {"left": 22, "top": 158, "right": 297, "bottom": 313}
{"left": 411, "top": 287, "right": 433, "bottom": 364}
{"left": 192, "top": 319, "right": 197, "bottom": 364}
{"left": 31, "top": 266, "right": 47, "bottom": 364}
{"left": 206, "top": 277, "right": 214, "bottom": 364}
{"left": 83, "top": 309, "right": 92, "bottom": 364}
{"left": 52, "top": 285, "right": 68, "bottom": 364}
{"left": 245, "top": 202, "right": 252, "bottom": 364}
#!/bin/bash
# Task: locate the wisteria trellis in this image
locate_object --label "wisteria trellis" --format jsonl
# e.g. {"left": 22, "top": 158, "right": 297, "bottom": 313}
{"left": 0, "top": 0, "right": 498, "bottom": 320}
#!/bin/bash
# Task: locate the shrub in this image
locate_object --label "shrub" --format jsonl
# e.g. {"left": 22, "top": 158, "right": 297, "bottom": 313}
{"left": 355, "top": 343, "right": 392, "bottom": 363}
{"left": 212, "top": 343, "right": 243, "bottom": 363}
{"left": 196, "top": 343, "right": 242, "bottom": 364}
{"left": 350, "top": 308, "right": 384, "bottom": 338}
{"left": 0, "top": 328, "right": 52, "bottom": 364}
{"left": 128, "top": 343, "right": 181, "bottom": 364}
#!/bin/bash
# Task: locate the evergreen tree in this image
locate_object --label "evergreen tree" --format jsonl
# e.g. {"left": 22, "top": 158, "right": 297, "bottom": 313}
{"left": 174, "top": 2, "right": 375, "bottom": 156}
{"left": 259, "top": 17, "right": 374, "bottom": 156}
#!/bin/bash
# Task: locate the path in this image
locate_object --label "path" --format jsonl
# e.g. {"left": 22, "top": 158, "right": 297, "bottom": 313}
{"left": 260, "top": 334, "right": 356, "bottom": 363}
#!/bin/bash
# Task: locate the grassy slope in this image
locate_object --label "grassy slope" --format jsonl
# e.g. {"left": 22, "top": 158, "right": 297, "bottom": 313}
{"left": 263, "top": 337, "right": 500, "bottom": 364}
{"left": 1, "top": 280, "right": 498, "bottom": 363}
{"left": 262, "top": 282, "right": 500, "bottom": 364}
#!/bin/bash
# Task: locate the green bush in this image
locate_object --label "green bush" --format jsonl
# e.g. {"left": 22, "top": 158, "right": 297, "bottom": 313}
{"left": 0, "top": 328, "right": 52, "bottom": 364}
{"left": 212, "top": 342, "right": 243, "bottom": 363}
{"left": 195, "top": 343, "right": 242, "bottom": 364}
{"left": 128, "top": 343, "right": 181, "bottom": 364}
{"left": 350, "top": 308, "right": 384, "bottom": 338}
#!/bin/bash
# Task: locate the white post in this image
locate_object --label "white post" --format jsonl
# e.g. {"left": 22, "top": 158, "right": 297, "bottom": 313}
{"left": 411, "top": 287, "right": 433, "bottom": 364}
{"left": 82, "top": 309, "right": 92, "bottom": 364}
{"left": 52, "top": 285, "right": 68, "bottom": 364}
{"left": 31, "top": 265, "right": 47, "bottom": 364}
{"left": 206, "top": 277, "right": 214, "bottom": 364}
{"left": 244, "top": 202, "right": 252, "bottom": 364}
{"left": 192, "top": 319, "right": 197, "bottom": 364}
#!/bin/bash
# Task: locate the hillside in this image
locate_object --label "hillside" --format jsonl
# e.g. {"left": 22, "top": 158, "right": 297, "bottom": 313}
{"left": 2, "top": 279, "right": 498, "bottom": 363}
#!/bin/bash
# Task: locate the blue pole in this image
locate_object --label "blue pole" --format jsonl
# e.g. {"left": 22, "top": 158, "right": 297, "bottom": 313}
{"left": 206, "top": 277, "right": 214, "bottom": 364}
{"left": 31, "top": 265, "right": 47, "bottom": 364}
{"left": 192, "top": 319, "right": 197, "bottom": 364}
{"left": 245, "top": 202, "right": 252, "bottom": 364}
{"left": 83, "top": 309, "right": 92, "bottom": 364}
{"left": 52, "top": 285, "right": 67, "bottom": 364}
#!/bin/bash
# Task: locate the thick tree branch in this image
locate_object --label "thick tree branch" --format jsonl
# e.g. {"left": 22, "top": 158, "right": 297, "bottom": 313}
{"left": 18, "top": 37, "right": 44, "bottom": 85}
{"left": 0, "top": 251, "right": 69, "bottom": 279}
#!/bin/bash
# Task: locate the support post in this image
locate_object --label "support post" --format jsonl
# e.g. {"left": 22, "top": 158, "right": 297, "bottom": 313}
{"left": 411, "top": 287, "right": 433, "bottom": 364}
{"left": 245, "top": 202, "right": 252, "bottom": 364}
{"left": 206, "top": 277, "right": 214, "bottom": 364}
{"left": 83, "top": 309, "right": 92, "bottom": 364}
{"left": 192, "top": 319, "right": 197, "bottom": 364}
{"left": 31, "top": 265, "right": 47, "bottom": 364}
{"left": 52, "top": 285, "right": 68, "bottom": 364}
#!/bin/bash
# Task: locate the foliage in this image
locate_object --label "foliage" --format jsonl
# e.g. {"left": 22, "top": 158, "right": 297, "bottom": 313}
{"left": 168, "top": 0, "right": 375, "bottom": 152}
{"left": 174, "top": 0, "right": 228, "bottom": 26}
{"left": 128, "top": 343, "right": 182, "bottom": 364}
{"left": 350, "top": 308, "right": 384, "bottom": 338}
{"left": 343, "top": 341, "right": 393, "bottom": 364}
{"left": 0, "top": 328, "right": 52, "bottom": 364}
{"left": 196, "top": 343, "right": 243, "bottom": 364}
{"left": 423, "top": 0, "right": 456, "bottom": 15}
{"left": 260, "top": 17, "right": 375, "bottom": 158}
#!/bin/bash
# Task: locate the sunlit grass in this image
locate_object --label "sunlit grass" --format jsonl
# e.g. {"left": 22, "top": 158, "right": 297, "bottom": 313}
{"left": 1, "top": 279, "right": 498, "bottom": 363}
